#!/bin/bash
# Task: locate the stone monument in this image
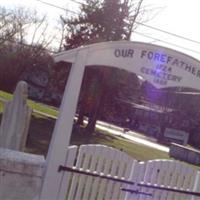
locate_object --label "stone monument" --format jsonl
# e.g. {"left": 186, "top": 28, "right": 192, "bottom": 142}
{"left": 0, "top": 81, "right": 32, "bottom": 151}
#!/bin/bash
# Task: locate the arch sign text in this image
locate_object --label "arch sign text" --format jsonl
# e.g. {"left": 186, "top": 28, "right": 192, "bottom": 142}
{"left": 54, "top": 41, "right": 200, "bottom": 89}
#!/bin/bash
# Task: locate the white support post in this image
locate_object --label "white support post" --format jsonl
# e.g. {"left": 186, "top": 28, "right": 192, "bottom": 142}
{"left": 39, "top": 49, "right": 88, "bottom": 200}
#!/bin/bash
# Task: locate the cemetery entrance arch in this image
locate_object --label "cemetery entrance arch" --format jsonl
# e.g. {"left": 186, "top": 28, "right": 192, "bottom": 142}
{"left": 39, "top": 41, "right": 200, "bottom": 199}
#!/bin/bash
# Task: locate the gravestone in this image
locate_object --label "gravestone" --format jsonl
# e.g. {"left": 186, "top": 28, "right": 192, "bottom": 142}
{"left": 0, "top": 81, "right": 32, "bottom": 151}
{"left": 164, "top": 128, "right": 189, "bottom": 145}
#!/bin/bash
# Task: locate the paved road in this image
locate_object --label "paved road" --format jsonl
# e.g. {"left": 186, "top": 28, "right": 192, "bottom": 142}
{"left": 96, "top": 121, "right": 169, "bottom": 153}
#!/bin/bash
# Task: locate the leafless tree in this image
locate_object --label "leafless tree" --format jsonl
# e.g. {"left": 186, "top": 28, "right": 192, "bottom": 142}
{"left": 0, "top": 6, "right": 54, "bottom": 92}
{"left": 0, "top": 6, "right": 57, "bottom": 50}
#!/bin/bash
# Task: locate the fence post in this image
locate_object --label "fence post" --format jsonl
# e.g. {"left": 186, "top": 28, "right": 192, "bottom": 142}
{"left": 39, "top": 49, "right": 88, "bottom": 200}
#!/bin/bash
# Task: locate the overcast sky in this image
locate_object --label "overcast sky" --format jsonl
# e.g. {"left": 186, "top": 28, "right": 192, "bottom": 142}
{"left": 1, "top": 0, "right": 200, "bottom": 60}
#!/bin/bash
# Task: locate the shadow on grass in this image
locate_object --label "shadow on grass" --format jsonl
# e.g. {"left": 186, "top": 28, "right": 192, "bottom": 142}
{"left": 17, "top": 115, "right": 169, "bottom": 161}
{"left": 25, "top": 114, "right": 55, "bottom": 156}
{"left": 25, "top": 116, "right": 117, "bottom": 156}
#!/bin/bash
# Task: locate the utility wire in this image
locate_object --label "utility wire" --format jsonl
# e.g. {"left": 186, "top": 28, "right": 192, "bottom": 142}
{"left": 135, "top": 21, "right": 200, "bottom": 45}
{"left": 35, "top": 0, "right": 200, "bottom": 53}
{"left": 69, "top": 0, "right": 200, "bottom": 46}
{"left": 134, "top": 31, "right": 200, "bottom": 55}
{"left": 36, "top": 0, "right": 79, "bottom": 14}
{"left": 69, "top": 0, "right": 83, "bottom": 6}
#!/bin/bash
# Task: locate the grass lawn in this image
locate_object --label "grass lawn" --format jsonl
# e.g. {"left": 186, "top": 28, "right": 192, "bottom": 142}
{"left": 24, "top": 112, "right": 169, "bottom": 161}
{"left": 0, "top": 90, "right": 58, "bottom": 117}
{"left": 0, "top": 90, "right": 169, "bottom": 161}
{"left": 71, "top": 130, "right": 170, "bottom": 161}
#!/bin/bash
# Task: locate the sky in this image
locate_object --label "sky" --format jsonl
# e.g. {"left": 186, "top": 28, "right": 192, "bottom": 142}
{"left": 1, "top": 0, "right": 200, "bottom": 61}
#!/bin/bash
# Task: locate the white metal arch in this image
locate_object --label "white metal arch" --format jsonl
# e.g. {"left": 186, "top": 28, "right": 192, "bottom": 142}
{"left": 40, "top": 41, "right": 200, "bottom": 200}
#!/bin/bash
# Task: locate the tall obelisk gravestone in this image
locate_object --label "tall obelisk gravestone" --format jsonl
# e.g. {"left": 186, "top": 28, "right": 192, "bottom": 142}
{"left": 0, "top": 81, "right": 32, "bottom": 151}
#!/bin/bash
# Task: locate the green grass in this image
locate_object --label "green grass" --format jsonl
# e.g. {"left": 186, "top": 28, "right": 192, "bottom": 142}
{"left": 0, "top": 89, "right": 169, "bottom": 161}
{"left": 24, "top": 110, "right": 170, "bottom": 160}
{"left": 0, "top": 90, "right": 12, "bottom": 100}
{"left": 28, "top": 101, "right": 58, "bottom": 117}
{"left": 0, "top": 102, "right": 3, "bottom": 113}
{"left": 24, "top": 114, "right": 169, "bottom": 161}
{"left": 71, "top": 128, "right": 170, "bottom": 161}
{"left": 0, "top": 90, "right": 58, "bottom": 117}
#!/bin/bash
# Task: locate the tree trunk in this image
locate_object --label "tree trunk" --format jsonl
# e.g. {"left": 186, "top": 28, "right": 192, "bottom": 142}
{"left": 77, "top": 110, "right": 85, "bottom": 126}
{"left": 84, "top": 69, "right": 109, "bottom": 135}
{"left": 85, "top": 91, "right": 104, "bottom": 135}
{"left": 158, "top": 114, "right": 166, "bottom": 142}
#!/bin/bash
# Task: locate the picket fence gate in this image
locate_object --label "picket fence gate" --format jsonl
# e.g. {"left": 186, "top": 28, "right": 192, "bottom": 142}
{"left": 57, "top": 144, "right": 200, "bottom": 200}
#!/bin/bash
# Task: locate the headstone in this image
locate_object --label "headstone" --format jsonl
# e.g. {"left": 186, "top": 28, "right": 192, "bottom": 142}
{"left": 164, "top": 128, "right": 189, "bottom": 145}
{"left": 0, "top": 81, "right": 32, "bottom": 151}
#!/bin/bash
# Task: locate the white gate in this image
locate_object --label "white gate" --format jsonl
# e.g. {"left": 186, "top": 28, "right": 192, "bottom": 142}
{"left": 57, "top": 144, "right": 200, "bottom": 200}
{"left": 59, "top": 144, "right": 136, "bottom": 200}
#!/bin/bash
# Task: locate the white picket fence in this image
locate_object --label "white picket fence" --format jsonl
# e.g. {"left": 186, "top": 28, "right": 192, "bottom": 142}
{"left": 57, "top": 144, "right": 200, "bottom": 200}
{"left": 126, "top": 160, "right": 200, "bottom": 200}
